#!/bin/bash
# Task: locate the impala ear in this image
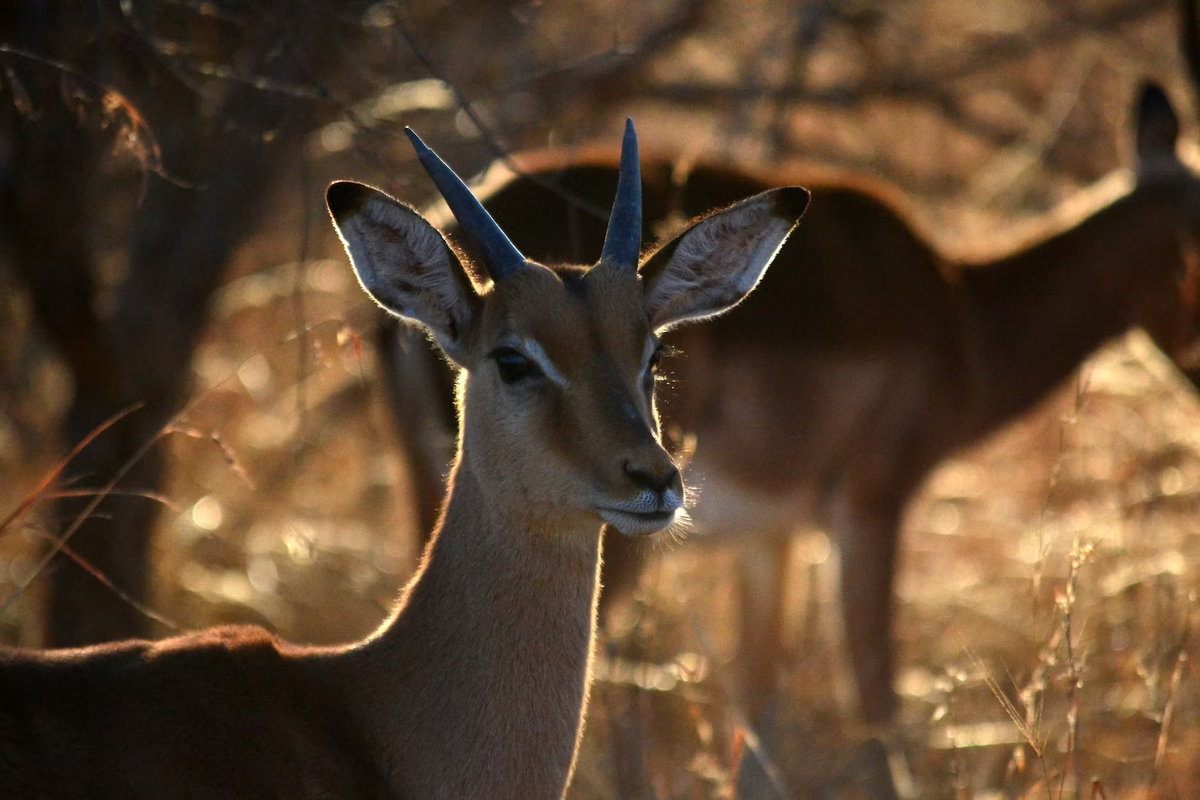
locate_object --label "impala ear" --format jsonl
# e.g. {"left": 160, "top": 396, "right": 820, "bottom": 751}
{"left": 639, "top": 187, "right": 809, "bottom": 331}
{"left": 328, "top": 181, "right": 480, "bottom": 363}
{"left": 1134, "top": 83, "right": 1180, "bottom": 164}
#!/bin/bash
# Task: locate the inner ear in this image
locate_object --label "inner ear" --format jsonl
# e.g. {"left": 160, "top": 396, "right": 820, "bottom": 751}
{"left": 328, "top": 181, "right": 480, "bottom": 361}
{"left": 639, "top": 187, "right": 808, "bottom": 331}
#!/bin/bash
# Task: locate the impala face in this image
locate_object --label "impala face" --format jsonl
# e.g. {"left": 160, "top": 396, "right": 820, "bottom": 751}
{"left": 328, "top": 121, "right": 807, "bottom": 541}
{"left": 459, "top": 259, "right": 684, "bottom": 537}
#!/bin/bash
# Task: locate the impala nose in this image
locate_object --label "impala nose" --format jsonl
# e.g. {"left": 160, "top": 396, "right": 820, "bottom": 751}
{"left": 598, "top": 455, "right": 685, "bottom": 535}
{"left": 624, "top": 459, "right": 683, "bottom": 503}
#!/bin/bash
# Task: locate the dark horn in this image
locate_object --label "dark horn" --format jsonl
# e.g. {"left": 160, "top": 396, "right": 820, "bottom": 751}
{"left": 405, "top": 128, "right": 526, "bottom": 281}
{"left": 600, "top": 118, "right": 642, "bottom": 270}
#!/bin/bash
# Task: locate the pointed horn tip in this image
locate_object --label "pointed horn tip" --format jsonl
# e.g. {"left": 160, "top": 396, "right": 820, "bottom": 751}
{"left": 404, "top": 127, "right": 429, "bottom": 154}
{"left": 400, "top": 127, "right": 528, "bottom": 279}
{"left": 600, "top": 117, "right": 643, "bottom": 270}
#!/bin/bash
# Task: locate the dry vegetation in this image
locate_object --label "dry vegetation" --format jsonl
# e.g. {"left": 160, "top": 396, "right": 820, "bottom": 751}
{"left": 2, "top": 0, "right": 1199, "bottom": 796}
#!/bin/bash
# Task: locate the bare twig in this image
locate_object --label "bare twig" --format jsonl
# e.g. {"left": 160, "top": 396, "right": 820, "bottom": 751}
{"left": 0, "top": 403, "right": 182, "bottom": 631}
{"left": 49, "top": 489, "right": 180, "bottom": 514}
{"left": 1153, "top": 602, "right": 1193, "bottom": 782}
{"left": 2, "top": 422, "right": 172, "bottom": 616}
{"left": 685, "top": 608, "right": 792, "bottom": 799}
{"left": 0, "top": 404, "right": 143, "bottom": 539}
{"left": 0, "top": 45, "right": 180, "bottom": 185}
{"left": 1058, "top": 540, "right": 1094, "bottom": 800}
{"left": 0, "top": 314, "right": 336, "bottom": 614}
{"left": 643, "top": 0, "right": 1167, "bottom": 151}
{"left": 386, "top": 13, "right": 619, "bottom": 223}
{"left": 24, "top": 526, "right": 179, "bottom": 632}
{"left": 293, "top": 155, "right": 313, "bottom": 443}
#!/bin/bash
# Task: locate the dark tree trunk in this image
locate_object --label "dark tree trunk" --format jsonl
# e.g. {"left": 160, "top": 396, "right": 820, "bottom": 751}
{"left": 0, "top": 0, "right": 322, "bottom": 645}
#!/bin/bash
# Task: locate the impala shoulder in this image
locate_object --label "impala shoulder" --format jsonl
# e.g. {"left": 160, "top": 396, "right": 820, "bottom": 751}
{"left": 149, "top": 625, "right": 290, "bottom": 662}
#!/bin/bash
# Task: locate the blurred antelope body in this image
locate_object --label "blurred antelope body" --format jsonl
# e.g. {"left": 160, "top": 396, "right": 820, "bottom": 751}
{"left": 387, "top": 84, "right": 1200, "bottom": 727}
{"left": 0, "top": 125, "right": 808, "bottom": 797}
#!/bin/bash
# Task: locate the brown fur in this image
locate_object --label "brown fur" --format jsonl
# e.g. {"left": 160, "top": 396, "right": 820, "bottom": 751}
{"left": 0, "top": 174, "right": 806, "bottom": 797}
{"left": 386, "top": 86, "right": 1200, "bottom": 726}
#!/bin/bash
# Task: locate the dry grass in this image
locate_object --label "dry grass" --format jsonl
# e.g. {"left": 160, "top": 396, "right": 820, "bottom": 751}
{"left": 568, "top": 332, "right": 1200, "bottom": 798}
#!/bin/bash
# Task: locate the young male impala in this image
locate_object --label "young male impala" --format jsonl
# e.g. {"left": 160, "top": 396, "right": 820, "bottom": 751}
{"left": 383, "top": 82, "right": 1200, "bottom": 728}
{"left": 0, "top": 123, "right": 808, "bottom": 797}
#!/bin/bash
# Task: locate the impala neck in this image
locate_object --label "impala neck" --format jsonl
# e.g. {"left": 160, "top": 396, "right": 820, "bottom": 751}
{"left": 961, "top": 190, "right": 1175, "bottom": 432}
{"left": 335, "top": 453, "right": 604, "bottom": 798}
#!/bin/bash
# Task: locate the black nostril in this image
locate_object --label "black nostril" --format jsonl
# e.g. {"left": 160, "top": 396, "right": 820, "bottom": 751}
{"left": 624, "top": 461, "right": 680, "bottom": 494}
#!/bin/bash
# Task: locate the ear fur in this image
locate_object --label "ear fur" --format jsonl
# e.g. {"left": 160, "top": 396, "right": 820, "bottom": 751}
{"left": 327, "top": 181, "right": 479, "bottom": 362}
{"left": 639, "top": 187, "right": 809, "bottom": 331}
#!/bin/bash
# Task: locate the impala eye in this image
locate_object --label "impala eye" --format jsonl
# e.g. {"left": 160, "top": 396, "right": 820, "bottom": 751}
{"left": 643, "top": 342, "right": 670, "bottom": 394}
{"left": 490, "top": 347, "right": 542, "bottom": 384}
{"left": 647, "top": 344, "right": 666, "bottom": 376}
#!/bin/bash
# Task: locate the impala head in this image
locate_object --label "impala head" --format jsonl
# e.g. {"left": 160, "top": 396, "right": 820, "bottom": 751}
{"left": 1126, "top": 3, "right": 1200, "bottom": 378}
{"left": 1124, "top": 81, "right": 1200, "bottom": 377}
{"left": 328, "top": 121, "right": 807, "bottom": 538}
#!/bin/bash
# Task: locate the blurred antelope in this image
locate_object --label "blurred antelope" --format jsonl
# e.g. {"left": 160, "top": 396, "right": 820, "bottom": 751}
{"left": 0, "top": 124, "right": 807, "bottom": 797}
{"left": 383, "top": 81, "right": 1200, "bottom": 727}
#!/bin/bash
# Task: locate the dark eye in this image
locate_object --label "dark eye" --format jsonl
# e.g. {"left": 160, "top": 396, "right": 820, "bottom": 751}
{"left": 643, "top": 343, "right": 670, "bottom": 393}
{"left": 647, "top": 344, "right": 666, "bottom": 376}
{"left": 490, "top": 347, "right": 542, "bottom": 384}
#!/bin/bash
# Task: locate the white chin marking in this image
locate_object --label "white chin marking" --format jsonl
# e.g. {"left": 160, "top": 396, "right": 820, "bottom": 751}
{"left": 599, "top": 508, "right": 681, "bottom": 537}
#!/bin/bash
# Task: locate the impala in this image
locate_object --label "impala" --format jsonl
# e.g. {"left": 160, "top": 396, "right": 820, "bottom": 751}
{"left": 383, "top": 82, "right": 1200, "bottom": 727}
{"left": 0, "top": 123, "right": 808, "bottom": 797}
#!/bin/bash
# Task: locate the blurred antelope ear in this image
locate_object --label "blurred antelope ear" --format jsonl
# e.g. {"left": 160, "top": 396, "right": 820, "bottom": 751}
{"left": 1134, "top": 83, "right": 1180, "bottom": 164}
{"left": 328, "top": 181, "right": 479, "bottom": 363}
{"left": 639, "top": 187, "right": 809, "bottom": 331}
